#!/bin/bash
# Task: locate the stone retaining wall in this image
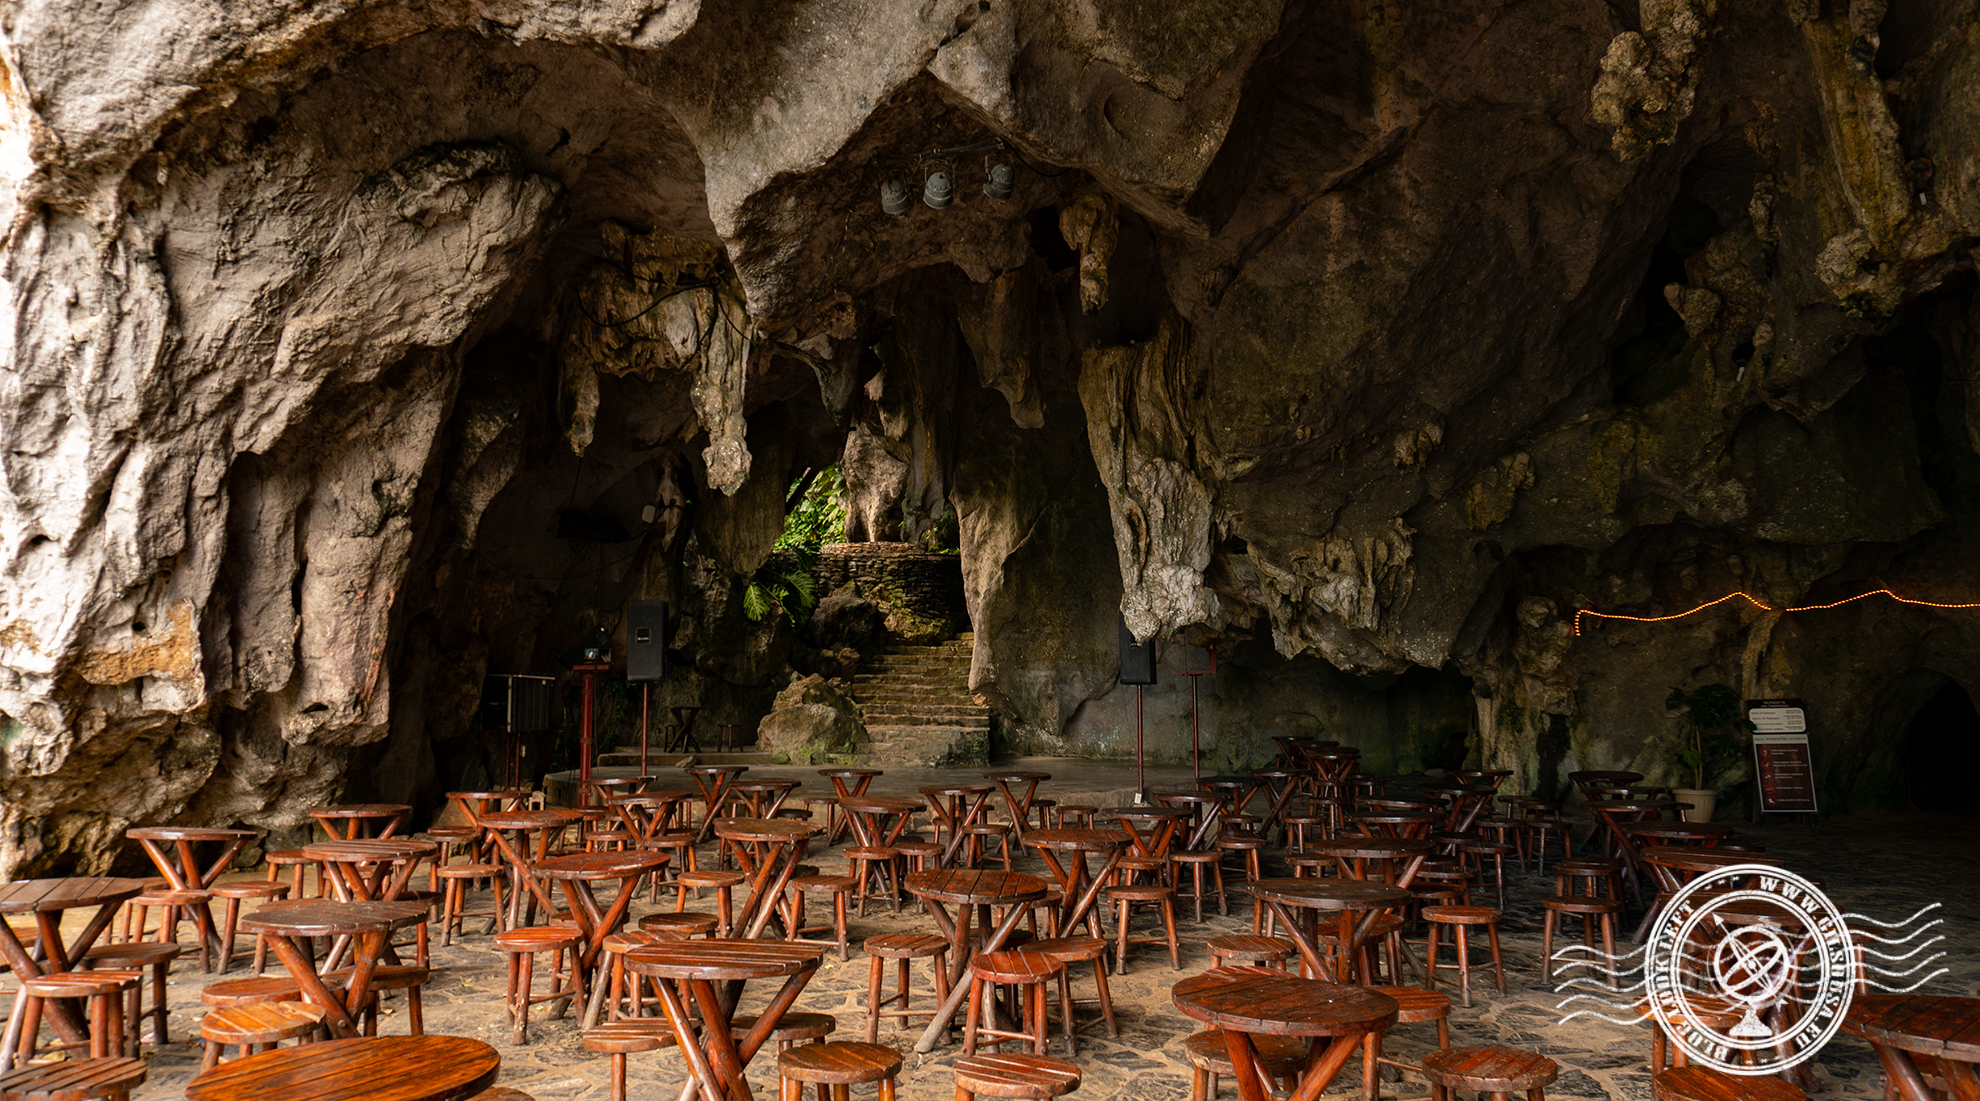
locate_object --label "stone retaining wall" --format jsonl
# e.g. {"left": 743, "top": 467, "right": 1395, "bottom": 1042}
{"left": 806, "top": 542, "right": 966, "bottom": 644}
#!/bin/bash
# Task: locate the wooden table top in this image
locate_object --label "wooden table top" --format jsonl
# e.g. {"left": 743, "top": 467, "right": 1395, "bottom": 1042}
{"left": 240, "top": 900, "right": 428, "bottom": 937}
{"left": 820, "top": 768, "right": 884, "bottom": 778}
{"left": 479, "top": 809, "right": 583, "bottom": 830}
{"left": 1624, "top": 822, "right": 1735, "bottom": 840}
{"left": 1024, "top": 828, "right": 1128, "bottom": 852}
{"left": 837, "top": 796, "right": 923, "bottom": 815}
{"left": 1173, "top": 967, "right": 1398, "bottom": 1036}
{"left": 732, "top": 777, "right": 802, "bottom": 790}
{"left": 1245, "top": 878, "right": 1411, "bottom": 910}
{"left": 625, "top": 938, "right": 824, "bottom": 980}
{"left": 304, "top": 839, "right": 437, "bottom": 862}
{"left": 0, "top": 877, "right": 148, "bottom": 913}
{"left": 712, "top": 817, "right": 819, "bottom": 843}
{"left": 185, "top": 1034, "right": 499, "bottom": 1101}
{"left": 534, "top": 850, "right": 671, "bottom": 880}
{"left": 127, "top": 826, "right": 256, "bottom": 842}
{"left": 1353, "top": 811, "right": 1442, "bottom": 824}
{"left": 445, "top": 790, "right": 520, "bottom": 802}
{"left": 921, "top": 783, "right": 993, "bottom": 796}
{"left": 984, "top": 771, "right": 1052, "bottom": 782}
{"left": 1103, "top": 806, "right": 1192, "bottom": 821}
{"left": 1304, "top": 838, "right": 1434, "bottom": 859}
{"left": 685, "top": 764, "right": 750, "bottom": 775}
{"left": 1641, "top": 849, "right": 1785, "bottom": 873}
{"left": 1847, "top": 995, "right": 1980, "bottom": 1058}
{"left": 308, "top": 804, "right": 412, "bottom": 819}
{"left": 606, "top": 791, "right": 692, "bottom": 806}
{"left": 905, "top": 869, "right": 1048, "bottom": 905}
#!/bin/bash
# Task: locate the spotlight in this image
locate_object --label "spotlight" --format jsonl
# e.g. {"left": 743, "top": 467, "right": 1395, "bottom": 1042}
{"left": 923, "top": 171, "right": 953, "bottom": 209}
{"left": 880, "top": 178, "right": 911, "bottom": 215}
{"left": 983, "top": 163, "right": 1014, "bottom": 201}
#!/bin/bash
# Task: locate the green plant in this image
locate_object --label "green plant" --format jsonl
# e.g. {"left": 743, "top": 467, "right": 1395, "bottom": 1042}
{"left": 1665, "top": 684, "right": 1754, "bottom": 790}
{"left": 776, "top": 466, "right": 846, "bottom": 550}
{"left": 742, "top": 547, "right": 820, "bottom": 625}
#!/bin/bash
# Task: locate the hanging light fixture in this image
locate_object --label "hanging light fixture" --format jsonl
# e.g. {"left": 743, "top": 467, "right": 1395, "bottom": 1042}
{"left": 880, "top": 178, "right": 911, "bottom": 215}
{"left": 983, "top": 162, "right": 1014, "bottom": 201}
{"left": 923, "top": 170, "right": 953, "bottom": 209}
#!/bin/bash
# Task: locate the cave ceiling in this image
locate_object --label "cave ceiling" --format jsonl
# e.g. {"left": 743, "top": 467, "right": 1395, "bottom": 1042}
{"left": 4, "top": 0, "right": 1980, "bottom": 873}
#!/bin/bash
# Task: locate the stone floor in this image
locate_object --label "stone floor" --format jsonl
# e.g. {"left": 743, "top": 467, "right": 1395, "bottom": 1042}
{"left": 59, "top": 768, "right": 1980, "bottom": 1101}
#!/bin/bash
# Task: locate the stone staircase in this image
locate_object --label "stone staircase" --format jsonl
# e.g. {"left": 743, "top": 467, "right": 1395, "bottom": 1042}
{"left": 850, "top": 635, "right": 991, "bottom": 766}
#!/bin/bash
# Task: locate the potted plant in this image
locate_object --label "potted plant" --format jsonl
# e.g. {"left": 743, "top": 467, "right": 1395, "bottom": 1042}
{"left": 1664, "top": 684, "right": 1753, "bottom": 822}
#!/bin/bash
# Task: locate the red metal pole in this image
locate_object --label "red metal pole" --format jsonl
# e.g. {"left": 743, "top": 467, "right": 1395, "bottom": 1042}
{"left": 579, "top": 668, "right": 596, "bottom": 807}
{"left": 1135, "top": 684, "right": 1147, "bottom": 803}
{"left": 1190, "top": 672, "right": 1201, "bottom": 782}
{"left": 640, "top": 683, "right": 651, "bottom": 777}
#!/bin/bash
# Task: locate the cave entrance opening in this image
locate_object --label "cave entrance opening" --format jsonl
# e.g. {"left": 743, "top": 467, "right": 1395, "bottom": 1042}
{"left": 1903, "top": 678, "right": 1980, "bottom": 813}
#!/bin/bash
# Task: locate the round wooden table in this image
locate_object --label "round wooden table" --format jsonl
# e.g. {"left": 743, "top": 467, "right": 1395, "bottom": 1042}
{"left": 818, "top": 768, "right": 884, "bottom": 843}
{"left": 685, "top": 764, "right": 750, "bottom": 843}
{"left": 239, "top": 900, "right": 428, "bottom": 1039}
{"left": 921, "top": 783, "right": 995, "bottom": 865}
{"left": 626, "top": 939, "right": 824, "bottom": 1101}
{"left": 984, "top": 770, "right": 1052, "bottom": 842}
{"left": 711, "top": 817, "right": 819, "bottom": 939}
{"left": 1302, "top": 838, "right": 1434, "bottom": 885}
{"left": 304, "top": 838, "right": 438, "bottom": 902}
{"left": 1350, "top": 811, "right": 1443, "bottom": 840}
{"left": 0, "top": 877, "right": 148, "bottom": 1056}
{"left": 904, "top": 868, "right": 1048, "bottom": 1052}
{"left": 1102, "top": 806, "right": 1191, "bottom": 864}
{"left": 1246, "top": 878, "right": 1411, "bottom": 983}
{"left": 480, "top": 807, "right": 584, "bottom": 927}
{"left": 307, "top": 804, "right": 411, "bottom": 840}
{"left": 1845, "top": 994, "right": 1980, "bottom": 1101}
{"left": 1023, "top": 828, "right": 1128, "bottom": 936}
{"left": 1173, "top": 967, "right": 1398, "bottom": 1101}
{"left": 185, "top": 1034, "right": 498, "bottom": 1101}
{"left": 127, "top": 826, "right": 257, "bottom": 971}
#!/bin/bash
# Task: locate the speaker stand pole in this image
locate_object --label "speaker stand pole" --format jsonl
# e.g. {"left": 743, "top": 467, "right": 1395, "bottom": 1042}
{"left": 640, "top": 683, "right": 651, "bottom": 776}
{"left": 1133, "top": 684, "right": 1148, "bottom": 805}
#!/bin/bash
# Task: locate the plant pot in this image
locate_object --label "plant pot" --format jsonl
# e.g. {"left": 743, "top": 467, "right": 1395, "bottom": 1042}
{"left": 1673, "top": 787, "right": 1717, "bottom": 823}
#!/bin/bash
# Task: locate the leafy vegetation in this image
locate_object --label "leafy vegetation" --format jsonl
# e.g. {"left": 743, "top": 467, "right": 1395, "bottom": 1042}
{"left": 740, "top": 467, "right": 844, "bottom": 625}
{"left": 1665, "top": 684, "right": 1754, "bottom": 790}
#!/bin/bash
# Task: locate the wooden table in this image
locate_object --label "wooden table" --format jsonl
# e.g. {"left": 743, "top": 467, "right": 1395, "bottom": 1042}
{"left": 0, "top": 877, "right": 148, "bottom": 1061}
{"left": 1845, "top": 995, "right": 1980, "bottom": 1101}
{"left": 239, "top": 900, "right": 428, "bottom": 1039}
{"left": 838, "top": 796, "right": 922, "bottom": 909}
{"left": 606, "top": 790, "right": 694, "bottom": 845}
{"left": 905, "top": 869, "right": 1049, "bottom": 1052}
{"left": 1303, "top": 838, "right": 1433, "bottom": 886}
{"left": 304, "top": 838, "right": 438, "bottom": 902}
{"left": 921, "top": 783, "right": 995, "bottom": 865}
{"left": 1246, "top": 878, "right": 1411, "bottom": 983}
{"left": 712, "top": 817, "right": 818, "bottom": 939}
{"left": 536, "top": 848, "right": 671, "bottom": 1027}
{"left": 475, "top": 808, "right": 583, "bottom": 928}
{"left": 685, "top": 765, "right": 749, "bottom": 843}
{"left": 1103, "top": 806, "right": 1191, "bottom": 866}
{"left": 1023, "top": 828, "right": 1127, "bottom": 937}
{"left": 983, "top": 770, "right": 1051, "bottom": 842}
{"left": 664, "top": 706, "right": 704, "bottom": 753}
{"left": 1157, "top": 791, "right": 1229, "bottom": 851}
{"left": 185, "top": 1034, "right": 499, "bottom": 1101}
{"left": 126, "top": 825, "right": 256, "bottom": 971}
{"left": 307, "top": 804, "right": 411, "bottom": 840}
{"left": 819, "top": 768, "right": 884, "bottom": 843}
{"left": 1173, "top": 967, "right": 1398, "bottom": 1101}
{"left": 728, "top": 777, "right": 802, "bottom": 820}
{"left": 443, "top": 790, "right": 519, "bottom": 861}
{"left": 1351, "top": 812, "right": 1442, "bottom": 840}
{"left": 626, "top": 939, "right": 823, "bottom": 1101}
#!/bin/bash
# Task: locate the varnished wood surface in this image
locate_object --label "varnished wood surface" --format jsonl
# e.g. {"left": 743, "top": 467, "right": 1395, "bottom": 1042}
{"left": 969, "top": 949, "right": 1062, "bottom": 983}
{"left": 1025, "top": 828, "right": 1128, "bottom": 852}
{"left": 624, "top": 938, "right": 824, "bottom": 980}
{"left": 479, "top": 809, "right": 582, "bottom": 830}
{"left": 776, "top": 1041, "right": 903, "bottom": 1084}
{"left": 304, "top": 839, "right": 437, "bottom": 862}
{"left": 0, "top": 1056, "right": 147, "bottom": 1100}
{"left": 1640, "top": 850, "right": 1785, "bottom": 874}
{"left": 1172, "top": 967, "right": 1399, "bottom": 1037}
{"left": 309, "top": 804, "right": 414, "bottom": 818}
{"left": 1301, "top": 839, "right": 1434, "bottom": 860}
{"left": 185, "top": 1035, "right": 500, "bottom": 1101}
{"left": 533, "top": 849, "right": 670, "bottom": 879}
{"left": 904, "top": 868, "right": 1047, "bottom": 905}
{"left": 0, "top": 877, "right": 148, "bottom": 913}
{"left": 952, "top": 1052, "right": 1082, "bottom": 1096}
{"left": 127, "top": 826, "right": 256, "bottom": 842}
{"left": 1419, "top": 1046, "right": 1559, "bottom": 1090}
{"left": 711, "top": 816, "right": 819, "bottom": 843}
{"left": 239, "top": 899, "right": 427, "bottom": 937}
{"left": 1848, "top": 995, "right": 1980, "bottom": 1058}
{"left": 1652, "top": 1065, "right": 1808, "bottom": 1101}
{"left": 1245, "top": 878, "right": 1411, "bottom": 911}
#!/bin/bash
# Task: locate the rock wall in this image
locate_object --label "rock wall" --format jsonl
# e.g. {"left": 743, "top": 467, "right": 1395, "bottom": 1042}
{"left": 7, "top": 0, "right": 1980, "bottom": 873}
{"left": 814, "top": 543, "right": 967, "bottom": 644}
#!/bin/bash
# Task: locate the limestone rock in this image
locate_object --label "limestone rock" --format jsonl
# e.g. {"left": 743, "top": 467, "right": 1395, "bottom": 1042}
{"left": 755, "top": 674, "right": 864, "bottom": 761}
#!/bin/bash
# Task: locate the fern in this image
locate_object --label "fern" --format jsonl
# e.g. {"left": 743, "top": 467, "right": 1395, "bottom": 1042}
{"left": 741, "top": 582, "right": 772, "bottom": 622}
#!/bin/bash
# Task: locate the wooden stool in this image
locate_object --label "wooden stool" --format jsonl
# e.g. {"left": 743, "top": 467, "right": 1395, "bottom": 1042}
{"left": 12, "top": 972, "right": 140, "bottom": 1066}
{"left": 1020, "top": 937, "right": 1117, "bottom": 1053}
{"left": 1652, "top": 1065, "right": 1805, "bottom": 1101}
{"left": 1183, "top": 1029, "right": 1306, "bottom": 1101}
{"left": 1646, "top": 993, "right": 1747, "bottom": 1070}
{"left": 891, "top": 839, "right": 942, "bottom": 874}
{"left": 324, "top": 964, "right": 429, "bottom": 1035}
{"left": 846, "top": 847, "right": 902, "bottom": 915}
{"left": 864, "top": 933, "right": 951, "bottom": 1043}
{"left": 597, "top": 930, "right": 668, "bottom": 1021}
{"left": 200, "top": 975, "right": 326, "bottom": 1010}
{"left": 952, "top": 1053, "right": 1082, "bottom": 1101}
{"left": 1555, "top": 859, "right": 1624, "bottom": 902}
{"left": 1422, "top": 906, "right": 1505, "bottom": 1008}
{"left": 494, "top": 926, "right": 585, "bottom": 1044}
{"left": 79, "top": 942, "right": 179, "bottom": 1047}
{"left": 1215, "top": 836, "right": 1266, "bottom": 889}
{"left": 583, "top": 1018, "right": 676, "bottom": 1101}
{"left": 197, "top": 1002, "right": 326, "bottom": 1072}
{"left": 637, "top": 911, "right": 719, "bottom": 942}
{"left": 1280, "top": 809, "right": 1328, "bottom": 854}
{"left": 262, "top": 850, "right": 320, "bottom": 900}
{"left": 210, "top": 881, "right": 291, "bottom": 972}
{"left": 676, "top": 869, "right": 747, "bottom": 935}
{"left": 965, "top": 951, "right": 1062, "bottom": 1056}
{"left": 734, "top": 1011, "right": 836, "bottom": 1056}
{"left": 1420, "top": 1046, "right": 1558, "bottom": 1101}
{"left": 960, "top": 824, "right": 1013, "bottom": 871}
{"left": 1521, "top": 807, "right": 1571, "bottom": 873}
{"left": 1456, "top": 840, "right": 1513, "bottom": 910}
{"left": 1053, "top": 805, "right": 1097, "bottom": 829}
{"left": 0, "top": 1056, "right": 146, "bottom": 1101}
{"left": 1105, "top": 884, "right": 1179, "bottom": 972}
{"left": 121, "top": 889, "right": 215, "bottom": 971}
{"left": 1208, "top": 935, "right": 1295, "bottom": 970}
{"left": 1171, "top": 851, "right": 1226, "bottom": 921}
{"left": 642, "top": 832, "right": 697, "bottom": 901}
{"left": 788, "top": 874, "right": 857, "bottom": 960}
{"left": 434, "top": 863, "right": 505, "bottom": 946}
{"left": 1540, "top": 895, "right": 1620, "bottom": 988}
{"left": 777, "top": 1041, "right": 903, "bottom": 1101}
{"left": 1367, "top": 986, "right": 1452, "bottom": 1077}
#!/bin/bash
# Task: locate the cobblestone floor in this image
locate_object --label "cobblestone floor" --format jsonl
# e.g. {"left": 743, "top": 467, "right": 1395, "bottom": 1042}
{"left": 89, "top": 783, "right": 1980, "bottom": 1101}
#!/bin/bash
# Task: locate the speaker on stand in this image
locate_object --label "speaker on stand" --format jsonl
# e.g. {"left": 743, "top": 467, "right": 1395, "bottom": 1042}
{"left": 627, "top": 601, "right": 667, "bottom": 775}
{"left": 1119, "top": 617, "right": 1157, "bottom": 803}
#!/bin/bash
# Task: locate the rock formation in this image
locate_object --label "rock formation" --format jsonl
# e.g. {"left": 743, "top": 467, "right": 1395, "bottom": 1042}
{"left": 6, "top": 0, "right": 1980, "bottom": 874}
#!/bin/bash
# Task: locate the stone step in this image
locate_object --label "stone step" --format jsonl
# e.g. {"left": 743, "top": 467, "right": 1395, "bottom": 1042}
{"left": 851, "top": 689, "right": 973, "bottom": 705}
{"left": 860, "top": 712, "right": 989, "bottom": 729}
{"left": 851, "top": 673, "right": 969, "bottom": 688}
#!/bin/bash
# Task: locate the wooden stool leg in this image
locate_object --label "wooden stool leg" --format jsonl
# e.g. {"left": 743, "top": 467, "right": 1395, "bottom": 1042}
{"left": 1426, "top": 922, "right": 1442, "bottom": 990}
{"left": 866, "top": 955, "right": 883, "bottom": 1043}
{"left": 1540, "top": 909, "right": 1557, "bottom": 983}
{"left": 1163, "top": 896, "right": 1180, "bottom": 969}
{"left": 1454, "top": 924, "right": 1472, "bottom": 1009}
{"left": 1488, "top": 921, "right": 1506, "bottom": 993}
{"left": 963, "top": 976, "right": 983, "bottom": 1056}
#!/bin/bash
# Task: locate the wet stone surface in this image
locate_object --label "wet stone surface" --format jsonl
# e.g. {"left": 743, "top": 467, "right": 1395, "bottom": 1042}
{"left": 119, "top": 808, "right": 1978, "bottom": 1100}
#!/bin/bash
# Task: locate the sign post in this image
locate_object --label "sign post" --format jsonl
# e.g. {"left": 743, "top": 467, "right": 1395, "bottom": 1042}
{"left": 1746, "top": 698, "right": 1817, "bottom": 819}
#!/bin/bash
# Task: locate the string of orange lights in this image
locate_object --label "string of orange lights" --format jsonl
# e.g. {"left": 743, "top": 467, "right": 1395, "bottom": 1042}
{"left": 1571, "top": 589, "right": 1980, "bottom": 636}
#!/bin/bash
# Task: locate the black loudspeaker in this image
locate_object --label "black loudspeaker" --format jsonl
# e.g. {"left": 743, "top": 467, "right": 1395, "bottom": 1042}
{"left": 627, "top": 601, "right": 667, "bottom": 682}
{"left": 1118, "top": 616, "right": 1157, "bottom": 685}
